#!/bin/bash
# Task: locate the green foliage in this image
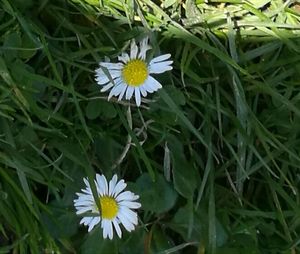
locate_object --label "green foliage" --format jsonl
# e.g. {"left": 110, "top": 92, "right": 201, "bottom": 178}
{"left": 1, "top": 0, "right": 300, "bottom": 253}
{"left": 134, "top": 173, "right": 178, "bottom": 213}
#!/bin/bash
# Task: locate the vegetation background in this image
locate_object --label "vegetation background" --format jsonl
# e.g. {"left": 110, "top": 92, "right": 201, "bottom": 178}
{"left": 1, "top": 0, "right": 300, "bottom": 253}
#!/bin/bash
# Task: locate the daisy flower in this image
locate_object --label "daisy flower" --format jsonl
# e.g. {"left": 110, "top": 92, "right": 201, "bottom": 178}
{"left": 74, "top": 174, "right": 141, "bottom": 239}
{"left": 95, "top": 37, "right": 173, "bottom": 106}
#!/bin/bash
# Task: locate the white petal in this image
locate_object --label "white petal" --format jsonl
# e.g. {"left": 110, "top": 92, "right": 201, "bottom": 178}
{"left": 74, "top": 200, "right": 93, "bottom": 207}
{"left": 76, "top": 206, "right": 93, "bottom": 214}
{"left": 95, "top": 174, "right": 104, "bottom": 196}
{"left": 100, "top": 82, "right": 114, "bottom": 92}
{"left": 80, "top": 216, "right": 93, "bottom": 225}
{"left": 119, "top": 201, "right": 141, "bottom": 209}
{"left": 118, "top": 212, "right": 135, "bottom": 232}
{"left": 143, "top": 80, "right": 155, "bottom": 93}
{"left": 96, "top": 69, "right": 121, "bottom": 78}
{"left": 102, "top": 219, "right": 113, "bottom": 239}
{"left": 75, "top": 174, "right": 141, "bottom": 235}
{"left": 149, "top": 54, "right": 171, "bottom": 64}
{"left": 83, "top": 178, "right": 90, "bottom": 188}
{"left": 118, "top": 53, "right": 130, "bottom": 63}
{"left": 134, "top": 87, "right": 141, "bottom": 107}
{"left": 107, "top": 221, "right": 113, "bottom": 240}
{"left": 149, "top": 61, "right": 173, "bottom": 74}
{"left": 88, "top": 217, "right": 100, "bottom": 232}
{"left": 75, "top": 203, "right": 95, "bottom": 209}
{"left": 96, "top": 174, "right": 108, "bottom": 196}
{"left": 118, "top": 84, "right": 128, "bottom": 101}
{"left": 109, "top": 175, "right": 118, "bottom": 196}
{"left": 113, "top": 180, "right": 127, "bottom": 198}
{"left": 113, "top": 219, "right": 122, "bottom": 238}
{"left": 99, "top": 62, "right": 123, "bottom": 70}
{"left": 145, "top": 76, "right": 162, "bottom": 92}
{"left": 102, "top": 77, "right": 122, "bottom": 93}
{"left": 138, "top": 37, "right": 151, "bottom": 60}
{"left": 102, "top": 220, "right": 108, "bottom": 239}
{"left": 119, "top": 207, "right": 138, "bottom": 225}
{"left": 95, "top": 69, "right": 121, "bottom": 85}
{"left": 130, "top": 40, "right": 138, "bottom": 59}
{"left": 75, "top": 193, "right": 93, "bottom": 201}
{"left": 142, "top": 76, "right": 162, "bottom": 93}
{"left": 139, "top": 85, "right": 147, "bottom": 97}
{"left": 140, "top": 37, "right": 148, "bottom": 48}
{"left": 125, "top": 86, "right": 134, "bottom": 100}
{"left": 116, "top": 191, "right": 138, "bottom": 202}
{"left": 74, "top": 199, "right": 90, "bottom": 205}
{"left": 108, "top": 83, "right": 125, "bottom": 100}
{"left": 81, "top": 188, "right": 92, "bottom": 195}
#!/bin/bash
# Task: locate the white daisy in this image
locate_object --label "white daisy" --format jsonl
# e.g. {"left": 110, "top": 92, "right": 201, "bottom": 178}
{"left": 74, "top": 174, "right": 141, "bottom": 239}
{"left": 95, "top": 37, "right": 173, "bottom": 106}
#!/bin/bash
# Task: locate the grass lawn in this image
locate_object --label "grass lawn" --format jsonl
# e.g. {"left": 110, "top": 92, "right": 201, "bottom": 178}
{"left": 1, "top": 0, "right": 300, "bottom": 253}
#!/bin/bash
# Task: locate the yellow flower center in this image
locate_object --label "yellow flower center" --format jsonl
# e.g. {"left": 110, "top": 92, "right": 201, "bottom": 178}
{"left": 122, "top": 59, "right": 148, "bottom": 87}
{"left": 99, "top": 196, "right": 118, "bottom": 220}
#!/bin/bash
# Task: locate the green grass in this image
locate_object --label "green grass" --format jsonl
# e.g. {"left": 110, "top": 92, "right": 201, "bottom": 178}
{"left": 1, "top": 0, "right": 300, "bottom": 253}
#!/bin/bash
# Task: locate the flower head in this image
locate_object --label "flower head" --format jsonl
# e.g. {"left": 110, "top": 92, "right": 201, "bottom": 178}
{"left": 74, "top": 174, "right": 141, "bottom": 239}
{"left": 95, "top": 37, "right": 173, "bottom": 106}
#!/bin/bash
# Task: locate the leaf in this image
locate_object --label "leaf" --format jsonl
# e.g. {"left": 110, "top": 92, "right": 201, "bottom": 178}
{"left": 41, "top": 204, "right": 78, "bottom": 239}
{"left": 119, "top": 228, "right": 145, "bottom": 254}
{"left": 19, "top": 34, "right": 38, "bottom": 60}
{"left": 133, "top": 173, "right": 177, "bottom": 213}
{"left": 81, "top": 227, "right": 118, "bottom": 254}
{"left": 169, "top": 204, "right": 202, "bottom": 242}
{"left": 85, "top": 100, "right": 117, "bottom": 120}
{"left": 169, "top": 204, "right": 228, "bottom": 246}
{"left": 85, "top": 100, "right": 102, "bottom": 120}
{"left": 3, "top": 32, "right": 21, "bottom": 63}
{"left": 152, "top": 225, "right": 174, "bottom": 253}
{"left": 94, "top": 136, "right": 122, "bottom": 170}
{"left": 167, "top": 135, "right": 197, "bottom": 198}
